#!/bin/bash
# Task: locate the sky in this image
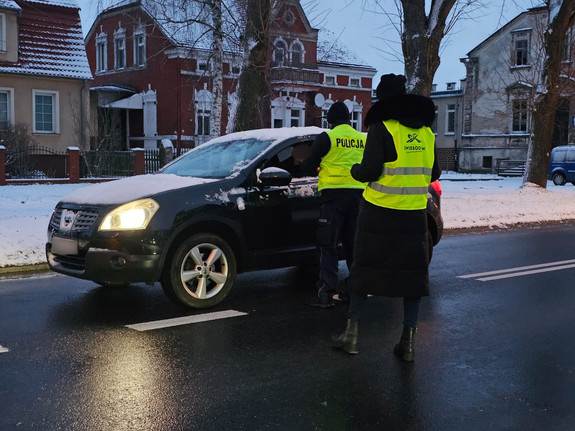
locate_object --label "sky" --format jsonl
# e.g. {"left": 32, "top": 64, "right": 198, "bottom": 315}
{"left": 73, "top": 0, "right": 535, "bottom": 89}
{"left": 3, "top": 173, "right": 575, "bottom": 268}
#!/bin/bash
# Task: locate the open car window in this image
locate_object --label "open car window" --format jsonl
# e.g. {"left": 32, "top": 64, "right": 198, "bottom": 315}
{"left": 263, "top": 141, "right": 316, "bottom": 178}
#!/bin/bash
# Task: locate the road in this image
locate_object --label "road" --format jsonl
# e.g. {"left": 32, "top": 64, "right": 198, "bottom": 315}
{"left": 1, "top": 223, "right": 575, "bottom": 430}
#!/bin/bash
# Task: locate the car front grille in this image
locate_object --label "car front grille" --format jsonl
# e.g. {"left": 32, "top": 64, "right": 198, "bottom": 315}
{"left": 52, "top": 254, "right": 86, "bottom": 271}
{"left": 50, "top": 208, "right": 100, "bottom": 232}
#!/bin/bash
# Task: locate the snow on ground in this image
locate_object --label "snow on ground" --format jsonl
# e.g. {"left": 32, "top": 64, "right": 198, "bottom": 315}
{"left": 1, "top": 173, "right": 575, "bottom": 268}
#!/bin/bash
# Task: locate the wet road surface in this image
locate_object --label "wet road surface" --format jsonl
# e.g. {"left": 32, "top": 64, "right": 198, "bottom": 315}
{"left": 1, "top": 223, "right": 575, "bottom": 430}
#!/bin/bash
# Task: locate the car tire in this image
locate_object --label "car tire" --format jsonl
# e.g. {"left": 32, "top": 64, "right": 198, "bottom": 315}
{"left": 161, "top": 234, "right": 237, "bottom": 309}
{"left": 553, "top": 172, "right": 567, "bottom": 186}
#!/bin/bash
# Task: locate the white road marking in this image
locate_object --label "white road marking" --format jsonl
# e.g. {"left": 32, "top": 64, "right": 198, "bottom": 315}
{"left": 126, "top": 309, "right": 248, "bottom": 332}
{"left": 458, "top": 259, "right": 575, "bottom": 281}
{"left": 0, "top": 345, "right": 9, "bottom": 353}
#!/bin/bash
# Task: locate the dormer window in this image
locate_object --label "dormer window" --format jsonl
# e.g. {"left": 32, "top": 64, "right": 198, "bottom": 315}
{"left": 96, "top": 31, "right": 107, "bottom": 72}
{"left": 133, "top": 25, "right": 146, "bottom": 67}
{"left": 0, "top": 13, "right": 6, "bottom": 52}
{"left": 114, "top": 26, "right": 126, "bottom": 70}
{"left": 325, "top": 75, "right": 336, "bottom": 85}
{"left": 290, "top": 40, "right": 304, "bottom": 67}
{"left": 350, "top": 77, "right": 360, "bottom": 87}
{"left": 273, "top": 39, "right": 287, "bottom": 67}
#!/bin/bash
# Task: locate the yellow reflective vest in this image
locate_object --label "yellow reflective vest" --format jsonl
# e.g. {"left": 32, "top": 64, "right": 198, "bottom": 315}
{"left": 363, "top": 119, "right": 435, "bottom": 210}
{"left": 318, "top": 124, "right": 367, "bottom": 192}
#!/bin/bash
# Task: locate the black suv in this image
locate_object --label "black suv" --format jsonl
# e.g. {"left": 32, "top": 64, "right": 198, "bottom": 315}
{"left": 47, "top": 127, "right": 443, "bottom": 309}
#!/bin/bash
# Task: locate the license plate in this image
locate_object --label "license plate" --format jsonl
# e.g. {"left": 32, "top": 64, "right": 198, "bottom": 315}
{"left": 51, "top": 237, "right": 78, "bottom": 255}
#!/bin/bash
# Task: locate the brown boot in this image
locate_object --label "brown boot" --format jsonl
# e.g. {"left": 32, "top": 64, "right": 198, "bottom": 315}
{"left": 394, "top": 326, "right": 416, "bottom": 362}
{"left": 332, "top": 319, "right": 359, "bottom": 354}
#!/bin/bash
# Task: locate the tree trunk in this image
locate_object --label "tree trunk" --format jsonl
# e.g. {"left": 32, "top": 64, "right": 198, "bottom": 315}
{"left": 525, "top": 1, "right": 575, "bottom": 187}
{"left": 210, "top": 0, "right": 224, "bottom": 137}
{"left": 400, "top": 0, "right": 457, "bottom": 96}
{"left": 234, "top": 0, "right": 271, "bottom": 132}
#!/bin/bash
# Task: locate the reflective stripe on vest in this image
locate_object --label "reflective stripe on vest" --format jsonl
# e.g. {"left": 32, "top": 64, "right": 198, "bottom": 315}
{"left": 363, "top": 119, "right": 435, "bottom": 210}
{"left": 318, "top": 124, "right": 367, "bottom": 192}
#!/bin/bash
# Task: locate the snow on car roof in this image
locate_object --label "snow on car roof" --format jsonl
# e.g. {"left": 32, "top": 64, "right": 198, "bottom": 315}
{"left": 204, "top": 126, "right": 326, "bottom": 146}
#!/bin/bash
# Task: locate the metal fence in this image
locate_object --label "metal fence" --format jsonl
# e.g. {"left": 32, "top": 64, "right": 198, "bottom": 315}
{"left": 5, "top": 145, "right": 67, "bottom": 179}
{"left": 80, "top": 150, "right": 134, "bottom": 178}
{"left": 3, "top": 146, "right": 190, "bottom": 180}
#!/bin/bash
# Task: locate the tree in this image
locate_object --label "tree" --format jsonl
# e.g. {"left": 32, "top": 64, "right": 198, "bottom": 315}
{"left": 150, "top": 0, "right": 241, "bottom": 139}
{"left": 233, "top": 0, "right": 272, "bottom": 131}
{"left": 365, "top": 0, "right": 483, "bottom": 96}
{"left": 524, "top": 0, "right": 575, "bottom": 187}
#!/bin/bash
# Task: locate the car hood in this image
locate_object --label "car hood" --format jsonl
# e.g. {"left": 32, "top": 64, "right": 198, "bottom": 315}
{"left": 60, "top": 174, "right": 218, "bottom": 205}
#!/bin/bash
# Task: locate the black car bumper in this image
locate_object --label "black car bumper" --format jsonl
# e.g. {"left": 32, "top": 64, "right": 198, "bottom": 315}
{"left": 46, "top": 243, "right": 161, "bottom": 283}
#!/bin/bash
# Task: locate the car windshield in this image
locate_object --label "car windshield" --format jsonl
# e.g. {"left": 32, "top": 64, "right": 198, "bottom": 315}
{"left": 161, "top": 138, "right": 274, "bottom": 179}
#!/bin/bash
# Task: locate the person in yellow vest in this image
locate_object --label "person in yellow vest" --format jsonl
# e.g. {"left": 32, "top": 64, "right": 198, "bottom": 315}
{"left": 333, "top": 74, "right": 441, "bottom": 361}
{"left": 300, "top": 101, "right": 367, "bottom": 308}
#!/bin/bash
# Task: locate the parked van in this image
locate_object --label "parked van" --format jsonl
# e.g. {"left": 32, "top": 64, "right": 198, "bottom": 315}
{"left": 548, "top": 144, "right": 575, "bottom": 186}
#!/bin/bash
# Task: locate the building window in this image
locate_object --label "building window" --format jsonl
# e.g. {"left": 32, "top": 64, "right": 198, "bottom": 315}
{"left": 133, "top": 28, "right": 146, "bottom": 67}
{"left": 350, "top": 78, "right": 360, "bottom": 88}
{"left": 271, "top": 95, "right": 305, "bottom": 128}
{"left": 274, "top": 40, "right": 287, "bottom": 67}
{"left": 33, "top": 90, "right": 59, "bottom": 133}
{"left": 0, "top": 13, "right": 6, "bottom": 52}
{"left": 512, "top": 100, "right": 528, "bottom": 132}
{"left": 512, "top": 31, "right": 530, "bottom": 66}
{"left": 563, "top": 29, "right": 573, "bottom": 62}
{"left": 350, "top": 110, "right": 361, "bottom": 130}
{"left": 325, "top": 76, "right": 336, "bottom": 85}
{"left": 290, "top": 40, "right": 304, "bottom": 66}
{"left": 445, "top": 104, "right": 455, "bottom": 134}
{"left": 198, "top": 62, "right": 208, "bottom": 72}
{"left": 96, "top": 32, "right": 107, "bottom": 72}
{"left": 195, "top": 86, "right": 213, "bottom": 137}
{"left": 0, "top": 88, "right": 13, "bottom": 130}
{"left": 197, "top": 109, "right": 210, "bottom": 135}
{"left": 482, "top": 156, "right": 493, "bottom": 169}
{"left": 290, "top": 109, "right": 301, "bottom": 127}
{"left": 114, "top": 28, "right": 126, "bottom": 69}
{"left": 431, "top": 105, "right": 438, "bottom": 133}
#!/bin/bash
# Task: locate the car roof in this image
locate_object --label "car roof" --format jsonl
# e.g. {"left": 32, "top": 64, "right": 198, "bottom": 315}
{"left": 204, "top": 126, "right": 326, "bottom": 147}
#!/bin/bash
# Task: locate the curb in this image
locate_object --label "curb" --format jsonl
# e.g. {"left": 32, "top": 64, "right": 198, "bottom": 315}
{"left": 0, "top": 263, "right": 50, "bottom": 276}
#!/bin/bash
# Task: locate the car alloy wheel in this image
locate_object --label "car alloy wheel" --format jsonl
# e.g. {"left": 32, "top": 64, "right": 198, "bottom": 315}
{"left": 162, "top": 234, "right": 237, "bottom": 308}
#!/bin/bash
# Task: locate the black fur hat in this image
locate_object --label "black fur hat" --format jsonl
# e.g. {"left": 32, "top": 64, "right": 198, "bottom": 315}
{"left": 376, "top": 74, "right": 407, "bottom": 100}
{"left": 327, "top": 101, "right": 350, "bottom": 124}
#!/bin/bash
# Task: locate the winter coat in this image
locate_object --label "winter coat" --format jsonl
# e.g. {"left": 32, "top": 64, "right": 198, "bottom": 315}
{"left": 347, "top": 94, "right": 441, "bottom": 298}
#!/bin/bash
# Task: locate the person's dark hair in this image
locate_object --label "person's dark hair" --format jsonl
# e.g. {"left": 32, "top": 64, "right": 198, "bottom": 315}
{"left": 376, "top": 74, "right": 407, "bottom": 100}
{"left": 327, "top": 101, "right": 350, "bottom": 124}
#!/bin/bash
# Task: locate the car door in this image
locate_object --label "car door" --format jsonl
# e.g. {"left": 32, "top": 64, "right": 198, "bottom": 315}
{"left": 244, "top": 138, "right": 320, "bottom": 257}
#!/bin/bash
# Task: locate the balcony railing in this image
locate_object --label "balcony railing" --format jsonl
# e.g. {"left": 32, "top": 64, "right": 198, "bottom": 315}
{"left": 270, "top": 67, "right": 320, "bottom": 85}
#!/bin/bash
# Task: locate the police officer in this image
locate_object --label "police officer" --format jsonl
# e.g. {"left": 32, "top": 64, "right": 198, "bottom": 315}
{"left": 333, "top": 74, "right": 441, "bottom": 360}
{"left": 301, "top": 101, "right": 366, "bottom": 308}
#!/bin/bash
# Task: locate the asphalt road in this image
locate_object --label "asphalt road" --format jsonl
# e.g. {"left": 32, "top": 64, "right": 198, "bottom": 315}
{"left": 1, "top": 223, "right": 575, "bottom": 430}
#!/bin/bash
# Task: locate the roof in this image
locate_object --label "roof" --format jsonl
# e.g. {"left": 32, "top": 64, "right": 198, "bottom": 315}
{"left": 97, "top": 0, "right": 242, "bottom": 52}
{"left": 0, "top": 1, "right": 20, "bottom": 10}
{"left": 0, "top": 0, "right": 92, "bottom": 80}
{"left": 23, "top": 0, "right": 78, "bottom": 7}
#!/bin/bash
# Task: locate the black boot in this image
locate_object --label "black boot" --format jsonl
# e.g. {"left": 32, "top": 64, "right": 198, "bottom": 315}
{"left": 332, "top": 319, "right": 359, "bottom": 354}
{"left": 394, "top": 326, "right": 416, "bottom": 362}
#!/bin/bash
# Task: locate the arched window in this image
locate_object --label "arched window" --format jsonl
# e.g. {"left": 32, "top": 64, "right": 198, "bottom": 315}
{"left": 195, "top": 84, "right": 214, "bottom": 139}
{"left": 274, "top": 39, "right": 287, "bottom": 66}
{"left": 290, "top": 40, "right": 304, "bottom": 66}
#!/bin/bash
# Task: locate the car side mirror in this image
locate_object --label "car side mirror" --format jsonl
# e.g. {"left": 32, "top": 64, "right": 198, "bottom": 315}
{"left": 258, "top": 167, "right": 292, "bottom": 187}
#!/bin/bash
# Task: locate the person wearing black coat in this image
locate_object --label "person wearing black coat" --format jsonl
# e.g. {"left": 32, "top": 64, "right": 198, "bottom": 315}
{"left": 333, "top": 74, "right": 442, "bottom": 361}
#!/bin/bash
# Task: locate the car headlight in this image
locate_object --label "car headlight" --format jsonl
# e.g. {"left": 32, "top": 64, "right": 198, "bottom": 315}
{"left": 99, "top": 198, "right": 159, "bottom": 231}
